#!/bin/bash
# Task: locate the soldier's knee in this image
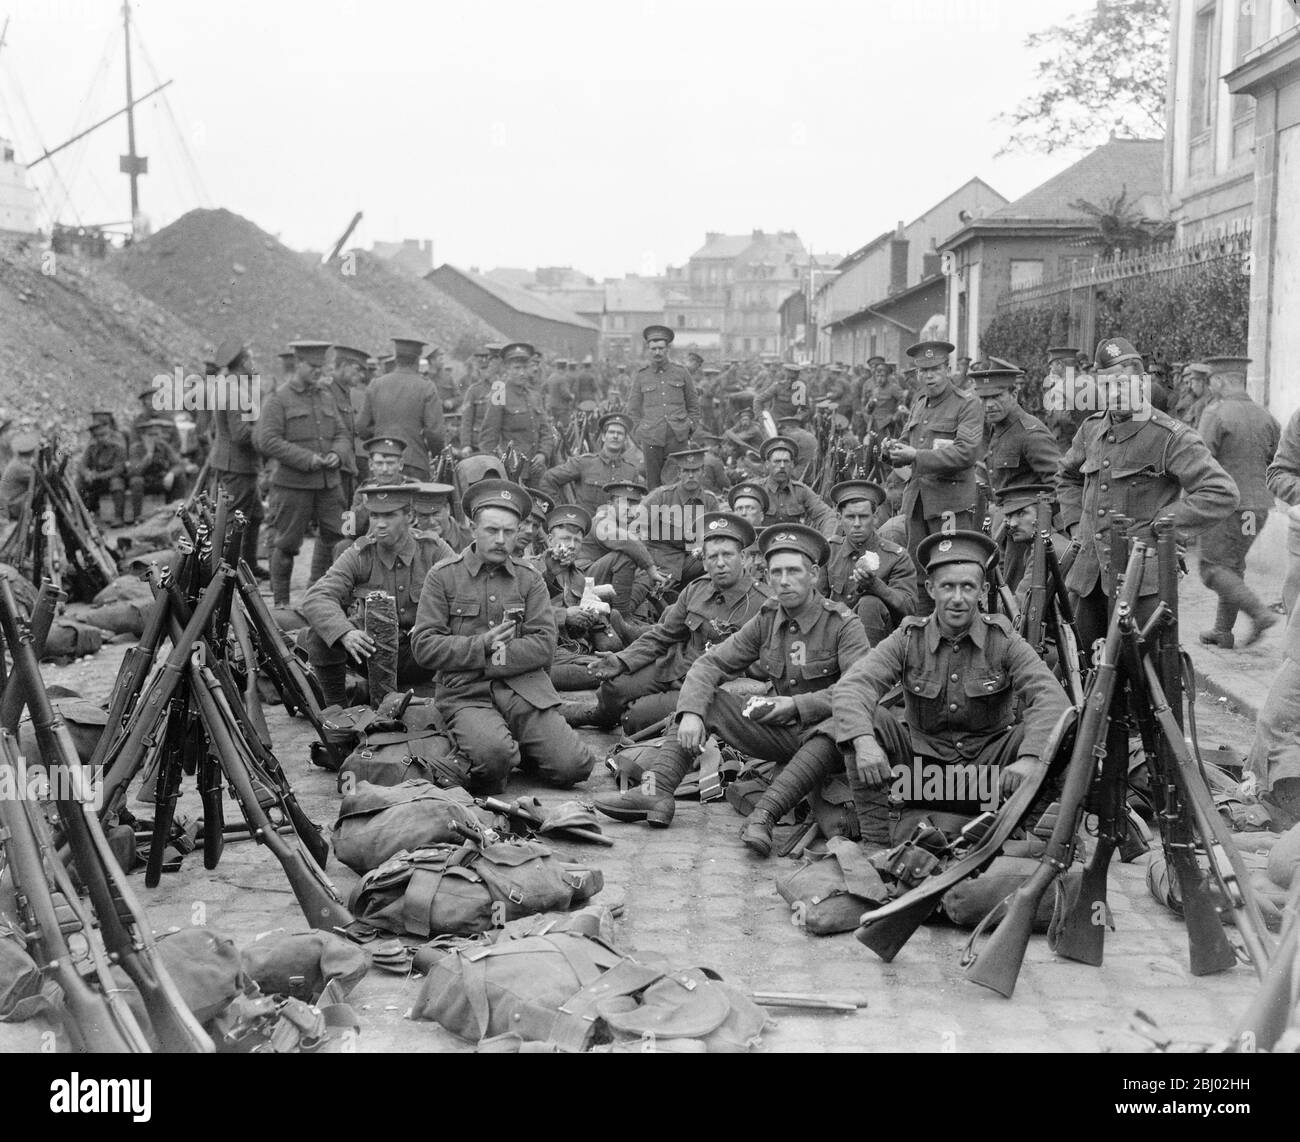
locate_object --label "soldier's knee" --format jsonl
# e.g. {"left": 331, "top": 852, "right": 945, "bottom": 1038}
{"left": 303, "top": 630, "right": 345, "bottom": 668}
{"left": 533, "top": 739, "right": 595, "bottom": 788}
{"left": 109, "top": 477, "right": 126, "bottom": 492}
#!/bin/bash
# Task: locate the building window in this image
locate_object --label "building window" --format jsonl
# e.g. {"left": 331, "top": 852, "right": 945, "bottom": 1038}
{"left": 1190, "top": 4, "right": 1217, "bottom": 137}
{"left": 612, "top": 314, "right": 626, "bottom": 332}
{"left": 677, "top": 314, "right": 686, "bottom": 329}
{"left": 1009, "top": 259, "right": 1044, "bottom": 289}
{"left": 1232, "top": 0, "right": 1257, "bottom": 129}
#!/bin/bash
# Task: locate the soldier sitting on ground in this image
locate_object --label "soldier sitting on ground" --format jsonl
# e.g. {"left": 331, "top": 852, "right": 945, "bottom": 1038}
{"left": 0, "top": 431, "right": 39, "bottom": 521}
{"left": 126, "top": 420, "right": 196, "bottom": 519}
{"left": 300, "top": 483, "right": 454, "bottom": 707}
{"left": 594, "top": 524, "right": 868, "bottom": 860}
{"left": 75, "top": 417, "right": 128, "bottom": 525}
{"left": 409, "top": 479, "right": 599, "bottom": 795}
{"left": 831, "top": 530, "right": 1071, "bottom": 851}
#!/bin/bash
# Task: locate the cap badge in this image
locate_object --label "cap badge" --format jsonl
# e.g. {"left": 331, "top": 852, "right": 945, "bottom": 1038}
{"left": 776, "top": 532, "right": 794, "bottom": 542}
{"left": 708, "top": 519, "right": 725, "bottom": 530}
{"left": 1106, "top": 342, "right": 1119, "bottom": 357}
{"left": 938, "top": 540, "right": 952, "bottom": 552}
{"left": 501, "top": 490, "right": 512, "bottom": 500}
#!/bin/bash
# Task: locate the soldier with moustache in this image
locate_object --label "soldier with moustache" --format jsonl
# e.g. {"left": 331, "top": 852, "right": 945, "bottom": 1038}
{"left": 757, "top": 436, "right": 839, "bottom": 536}
{"left": 300, "top": 483, "right": 454, "bottom": 707}
{"left": 627, "top": 324, "right": 699, "bottom": 490}
{"left": 581, "top": 511, "right": 773, "bottom": 732}
{"left": 661, "top": 430, "right": 729, "bottom": 495}
{"left": 822, "top": 479, "right": 918, "bottom": 646}
{"left": 409, "top": 480, "right": 599, "bottom": 794}
{"left": 595, "top": 524, "right": 868, "bottom": 860}
{"left": 1057, "top": 337, "right": 1238, "bottom": 649}
{"left": 479, "top": 342, "right": 554, "bottom": 485}
{"left": 992, "top": 483, "right": 1071, "bottom": 597}
{"left": 540, "top": 412, "right": 643, "bottom": 516}
{"left": 776, "top": 414, "right": 820, "bottom": 483}
{"left": 355, "top": 336, "right": 446, "bottom": 479}
{"left": 832, "top": 531, "right": 1071, "bottom": 849}
{"left": 883, "top": 340, "right": 983, "bottom": 607}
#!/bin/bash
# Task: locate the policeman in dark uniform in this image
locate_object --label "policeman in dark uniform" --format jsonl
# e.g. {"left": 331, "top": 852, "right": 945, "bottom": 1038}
{"left": 885, "top": 339, "right": 983, "bottom": 597}
{"left": 540, "top": 412, "right": 643, "bottom": 516}
{"left": 1196, "top": 355, "right": 1281, "bottom": 648}
{"left": 758, "top": 436, "right": 838, "bottom": 536}
{"left": 1057, "top": 336, "right": 1239, "bottom": 649}
{"left": 355, "top": 336, "right": 446, "bottom": 479}
{"left": 595, "top": 523, "right": 868, "bottom": 858}
{"left": 479, "top": 343, "right": 554, "bottom": 485}
{"left": 584, "top": 511, "right": 772, "bottom": 731}
{"left": 822, "top": 479, "right": 918, "bottom": 646}
{"left": 832, "top": 530, "right": 1070, "bottom": 848}
{"left": 253, "top": 340, "right": 351, "bottom": 605}
{"left": 627, "top": 324, "right": 699, "bottom": 489}
{"left": 409, "top": 479, "right": 599, "bottom": 793}
{"left": 300, "top": 483, "right": 453, "bottom": 705}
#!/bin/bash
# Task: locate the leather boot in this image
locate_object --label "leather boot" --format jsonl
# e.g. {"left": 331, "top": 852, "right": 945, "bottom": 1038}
{"left": 243, "top": 521, "right": 270, "bottom": 579}
{"left": 741, "top": 742, "right": 839, "bottom": 857}
{"left": 270, "top": 549, "right": 294, "bottom": 608}
{"left": 593, "top": 740, "right": 690, "bottom": 827}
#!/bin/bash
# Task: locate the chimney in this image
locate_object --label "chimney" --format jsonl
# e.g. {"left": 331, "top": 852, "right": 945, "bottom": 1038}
{"left": 889, "top": 238, "right": 910, "bottom": 293}
{"left": 921, "top": 253, "right": 941, "bottom": 279}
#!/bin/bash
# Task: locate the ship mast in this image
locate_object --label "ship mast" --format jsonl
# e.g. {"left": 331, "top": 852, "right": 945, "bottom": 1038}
{"left": 119, "top": 1, "right": 147, "bottom": 236}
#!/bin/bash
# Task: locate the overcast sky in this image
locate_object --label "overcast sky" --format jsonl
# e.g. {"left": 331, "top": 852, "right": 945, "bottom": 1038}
{"left": 0, "top": 0, "right": 1125, "bottom": 278}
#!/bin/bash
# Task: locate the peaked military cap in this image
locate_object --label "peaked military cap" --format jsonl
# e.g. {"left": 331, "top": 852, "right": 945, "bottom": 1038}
{"left": 485, "top": 343, "right": 505, "bottom": 356}
{"left": 409, "top": 482, "right": 456, "bottom": 511}
{"left": 702, "top": 366, "right": 720, "bottom": 376}
{"left": 759, "top": 523, "right": 830, "bottom": 567}
{"left": 473, "top": 347, "right": 491, "bottom": 358}
{"left": 866, "top": 355, "right": 885, "bottom": 367}
{"left": 525, "top": 486, "right": 554, "bottom": 521}
{"left": 545, "top": 504, "right": 593, "bottom": 535}
{"left": 686, "top": 351, "right": 704, "bottom": 364}
{"left": 781, "top": 360, "right": 800, "bottom": 373}
{"left": 727, "top": 481, "right": 770, "bottom": 515}
{"left": 700, "top": 511, "right": 756, "bottom": 550}
{"left": 391, "top": 337, "right": 427, "bottom": 359}
{"left": 501, "top": 342, "right": 535, "bottom": 362}
{"left": 759, "top": 436, "right": 799, "bottom": 462}
{"left": 905, "top": 340, "right": 955, "bottom": 370}
{"left": 333, "top": 345, "right": 370, "bottom": 365}
{"left": 202, "top": 359, "right": 219, "bottom": 375}
{"left": 830, "top": 480, "right": 887, "bottom": 509}
{"left": 603, "top": 479, "right": 648, "bottom": 500}
{"left": 11, "top": 431, "right": 39, "bottom": 453}
{"left": 668, "top": 446, "right": 708, "bottom": 468}
{"left": 462, "top": 478, "right": 531, "bottom": 521}
{"left": 362, "top": 436, "right": 406, "bottom": 457}
{"left": 1204, "top": 355, "right": 1251, "bottom": 374}
{"left": 969, "top": 366, "right": 1023, "bottom": 395}
{"left": 642, "top": 324, "right": 674, "bottom": 344}
{"left": 278, "top": 350, "right": 298, "bottom": 368}
{"left": 291, "top": 340, "right": 331, "bottom": 367}
{"left": 992, "top": 483, "right": 1056, "bottom": 514}
{"left": 214, "top": 336, "right": 246, "bottom": 370}
{"left": 1046, "top": 346, "right": 1079, "bottom": 362}
{"left": 90, "top": 411, "right": 116, "bottom": 426}
{"left": 361, "top": 483, "right": 414, "bottom": 512}
{"left": 598, "top": 412, "right": 632, "bottom": 434}
{"left": 917, "top": 528, "right": 998, "bottom": 573}
{"left": 555, "top": 358, "right": 569, "bottom": 367}
{"left": 1093, "top": 337, "right": 1142, "bottom": 370}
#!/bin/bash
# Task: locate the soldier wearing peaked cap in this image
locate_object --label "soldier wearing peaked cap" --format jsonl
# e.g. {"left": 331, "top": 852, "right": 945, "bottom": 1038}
{"left": 409, "top": 479, "right": 600, "bottom": 794}
{"left": 575, "top": 479, "right": 665, "bottom": 619}
{"left": 354, "top": 336, "right": 445, "bottom": 480}
{"left": 254, "top": 340, "right": 352, "bottom": 604}
{"left": 540, "top": 411, "right": 643, "bottom": 517}
{"left": 831, "top": 529, "right": 1070, "bottom": 849}
{"left": 757, "top": 436, "right": 839, "bottom": 538}
{"left": 1057, "top": 336, "right": 1239, "bottom": 649}
{"left": 628, "top": 324, "right": 699, "bottom": 489}
{"left": 300, "top": 483, "right": 454, "bottom": 707}
{"left": 1195, "top": 355, "right": 1280, "bottom": 649}
{"left": 885, "top": 340, "right": 984, "bottom": 610}
{"left": 579, "top": 511, "right": 773, "bottom": 732}
{"left": 335, "top": 436, "right": 414, "bottom": 560}
{"left": 1, "top": 431, "right": 40, "bottom": 521}
{"left": 992, "top": 482, "right": 1071, "bottom": 595}
{"left": 479, "top": 343, "right": 554, "bottom": 484}
{"left": 776, "top": 414, "right": 820, "bottom": 482}
{"left": 1042, "top": 345, "right": 1089, "bottom": 451}
{"left": 973, "top": 365, "right": 1061, "bottom": 494}
{"left": 205, "top": 338, "right": 269, "bottom": 574}
{"left": 408, "top": 481, "right": 468, "bottom": 550}
{"left": 822, "top": 479, "right": 918, "bottom": 647}
{"left": 661, "top": 429, "right": 728, "bottom": 495}
{"left": 75, "top": 418, "right": 128, "bottom": 525}
{"left": 640, "top": 446, "right": 723, "bottom": 588}
{"left": 595, "top": 517, "right": 869, "bottom": 861}
{"left": 753, "top": 360, "right": 808, "bottom": 425}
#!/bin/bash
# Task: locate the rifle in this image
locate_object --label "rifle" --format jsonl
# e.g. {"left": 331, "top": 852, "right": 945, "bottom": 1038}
{"left": 190, "top": 663, "right": 352, "bottom": 931}
{"left": 0, "top": 730, "right": 146, "bottom": 1051}
{"left": 963, "top": 539, "right": 1145, "bottom": 998}
{"left": 0, "top": 581, "right": 61, "bottom": 726}
{"left": 1020, "top": 493, "right": 1052, "bottom": 655}
{"left": 1048, "top": 516, "right": 1134, "bottom": 966}
{"left": 0, "top": 578, "right": 214, "bottom": 1052}
{"left": 1149, "top": 517, "right": 1239, "bottom": 977}
{"left": 1229, "top": 873, "right": 1300, "bottom": 1052}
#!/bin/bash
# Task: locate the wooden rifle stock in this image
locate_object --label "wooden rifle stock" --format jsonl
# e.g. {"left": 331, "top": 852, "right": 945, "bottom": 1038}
{"left": 1229, "top": 875, "right": 1300, "bottom": 1052}
{"left": 0, "top": 580, "right": 62, "bottom": 727}
{"left": 963, "top": 541, "right": 1145, "bottom": 998}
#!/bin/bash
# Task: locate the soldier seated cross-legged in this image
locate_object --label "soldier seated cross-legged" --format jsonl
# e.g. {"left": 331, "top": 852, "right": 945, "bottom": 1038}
{"left": 831, "top": 530, "right": 1070, "bottom": 851}
{"left": 409, "top": 479, "right": 599, "bottom": 795}
{"left": 594, "top": 524, "right": 869, "bottom": 859}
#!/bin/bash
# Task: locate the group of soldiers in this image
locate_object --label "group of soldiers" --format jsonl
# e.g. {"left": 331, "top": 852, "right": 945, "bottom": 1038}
{"left": 26, "top": 319, "right": 1281, "bottom": 854}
